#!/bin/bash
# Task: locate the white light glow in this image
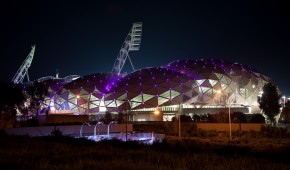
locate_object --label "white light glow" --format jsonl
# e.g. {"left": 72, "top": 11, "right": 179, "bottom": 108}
{"left": 154, "top": 110, "right": 160, "bottom": 115}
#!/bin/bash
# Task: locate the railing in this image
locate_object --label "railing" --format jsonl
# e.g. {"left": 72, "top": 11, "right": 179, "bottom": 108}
{"left": 80, "top": 122, "right": 90, "bottom": 137}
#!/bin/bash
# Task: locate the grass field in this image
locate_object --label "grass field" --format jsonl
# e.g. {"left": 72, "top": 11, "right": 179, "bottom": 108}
{"left": 0, "top": 134, "right": 290, "bottom": 170}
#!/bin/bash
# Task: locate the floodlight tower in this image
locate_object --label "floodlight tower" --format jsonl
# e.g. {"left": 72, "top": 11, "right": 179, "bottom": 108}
{"left": 12, "top": 45, "right": 35, "bottom": 84}
{"left": 112, "top": 22, "right": 142, "bottom": 75}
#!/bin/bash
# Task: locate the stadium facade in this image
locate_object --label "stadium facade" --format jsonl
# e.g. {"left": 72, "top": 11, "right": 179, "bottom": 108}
{"left": 42, "top": 59, "right": 270, "bottom": 121}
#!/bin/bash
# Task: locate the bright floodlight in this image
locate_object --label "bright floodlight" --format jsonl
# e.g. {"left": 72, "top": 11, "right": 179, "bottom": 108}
{"left": 154, "top": 110, "right": 160, "bottom": 115}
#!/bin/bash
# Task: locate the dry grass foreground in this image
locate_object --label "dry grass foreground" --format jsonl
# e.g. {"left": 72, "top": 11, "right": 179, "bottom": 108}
{"left": 0, "top": 133, "right": 290, "bottom": 170}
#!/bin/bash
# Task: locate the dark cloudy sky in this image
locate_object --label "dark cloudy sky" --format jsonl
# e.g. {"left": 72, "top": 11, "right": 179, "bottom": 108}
{"left": 1, "top": 0, "right": 289, "bottom": 96}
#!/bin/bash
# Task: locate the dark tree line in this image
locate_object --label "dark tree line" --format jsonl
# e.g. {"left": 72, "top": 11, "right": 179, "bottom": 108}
{"left": 0, "top": 81, "right": 48, "bottom": 128}
{"left": 26, "top": 81, "right": 48, "bottom": 117}
{"left": 279, "top": 100, "right": 290, "bottom": 123}
{"left": 0, "top": 82, "right": 26, "bottom": 127}
{"left": 258, "top": 82, "right": 281, "bottom": 126}
{"left": 172, "top": 112, "right": 265, "bottom": 123}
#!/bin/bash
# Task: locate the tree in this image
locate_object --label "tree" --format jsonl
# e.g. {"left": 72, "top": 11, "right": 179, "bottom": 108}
{"left": 102, "top": 111, "right": 113, "bottom": 124}
{"left": 192, "top": 114, "right": 201, "bottom": 122}
{"left": 0, "top": 82, "right": 26, "bottom": 128}
{"left": 258, "top": 82, "right": 281, "bottom": 126}
{"left": 207, "top": 112, "right": 228, "bottom": 123}
{"left": 27, "top": 81, "right": 48, "bottom": 117}
{"left": 250, "top": 114, "right": 265, "bottom": 123}
{"left": 117, "top": 112, "right": 124, "bottom": 123}
{"left": 180, "top": 115, "right": 192, "bottom": 122}
{"left": 232, "top": 112, "right": 247, "bottom": 123}
{"left": 172, "top": 115, "right": 192, "bottom": 122}
{"left": 279, "top": 100, "right": 290, "bottom": 124}
{"left": 171, "top": 116, "right": 177, "bottom": 122}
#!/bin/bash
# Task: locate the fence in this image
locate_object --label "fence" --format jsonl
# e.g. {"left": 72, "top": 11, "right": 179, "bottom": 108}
{"left": 4, "top": 124, "right": 133, "bottom": 137}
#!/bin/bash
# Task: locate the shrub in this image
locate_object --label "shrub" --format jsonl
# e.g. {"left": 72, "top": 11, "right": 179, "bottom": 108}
{"left": 0, "top": 129, "right": 8, "bottom": 137}
{"left": 180, "top": 115, "right": 192, "bottom": 122}
{"left": 171, "top": 116, "right": 177, "bottom": 122}
{"left": 205, "top": 130, "right": 218, "bottom": 137}
{"left": 250, "top": 114, "right": 265, "bottom": 123}
{"left": 117, "top": 112, "right": 124, "bottom": 123}
{"left": 171, "top": 115, "right": 195, "bottom": 122}
{"left": 249, "top": 130, "right": 257, "bottom": 138}
{"left": 232, "top": 130, "right": 245, "bottom": 137}
{"left": 232, "top": 112, "right": 247, "bottom": 123}
{"left": 51, "top": 127, "right": 63, "bottom": 137}
{"left": 240, "top": 137, "right": 249, "bottom": 144}
{"left": 26, "top": 117, "right": 39, "bottom": 127}
{"left": 102, "top": 111, "right": 113, "bottom": 124}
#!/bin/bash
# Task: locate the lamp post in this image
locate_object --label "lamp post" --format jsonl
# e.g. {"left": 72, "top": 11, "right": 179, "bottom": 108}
{"left": 227, "top": 94, "right": 232, "bottom": 141}
{"left": 125, "top": 110, "right": 128, "bottom": 142}
{"left": 178, "top": 103, "right": 182, "bottom": 140}
{"left": 217, "top": 90, "right": 232, "bottom": 141}
{"left": 76, "top": 95, "right": 80, "bottom": 114}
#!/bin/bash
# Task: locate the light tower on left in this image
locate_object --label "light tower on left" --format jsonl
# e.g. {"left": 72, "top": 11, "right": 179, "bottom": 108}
{"left": 12, "top": 45, "right": 36, "bottom": 84}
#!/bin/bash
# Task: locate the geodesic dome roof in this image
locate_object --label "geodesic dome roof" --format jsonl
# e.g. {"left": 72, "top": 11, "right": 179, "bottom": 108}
{"left": 60, "top": 73, "right": 119, "bottom": 95}
{"left": 166, "top": 59, "right": 271, "bottom": 106}
{"left": 49, "top": 73, "right": 120, "bottom": 112}
{"left": 41, "top": 78, "right": 67, "bottom": 98}
{"left": 46, "top": 59, "right": 272, "bottom": 113}
{"left": 105, "top": 67, "right": 197, "bottom": 110}
{"left": 166, "top": 59, "right": 232, "bottom": 105}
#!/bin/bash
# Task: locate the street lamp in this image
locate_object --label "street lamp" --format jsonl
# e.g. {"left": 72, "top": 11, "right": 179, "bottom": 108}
{"left": 217, "top": 90, "right": 232, "bottom": 141}
{"left": 178, "top": 103, "right": 182, "bottom": 140}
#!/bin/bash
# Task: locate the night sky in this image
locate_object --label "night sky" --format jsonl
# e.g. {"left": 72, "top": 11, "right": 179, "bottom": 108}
{"left": 1, "top": 1, "right": 289, "bottom": 96}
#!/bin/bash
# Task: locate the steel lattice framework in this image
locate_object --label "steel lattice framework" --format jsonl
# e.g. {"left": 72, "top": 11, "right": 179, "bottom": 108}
{"left": 12, "top": 45, "right": 35, "bottom": 84}
{"left": 112, "top": 22, "right": 142, "bottom": 75}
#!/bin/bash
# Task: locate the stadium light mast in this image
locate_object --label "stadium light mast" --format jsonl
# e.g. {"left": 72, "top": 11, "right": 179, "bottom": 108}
{"left": 112, "top": 22, "right": 142, "bottom": 75}
{"left": 12, "top": 45, "right": 36, "bottom": 84}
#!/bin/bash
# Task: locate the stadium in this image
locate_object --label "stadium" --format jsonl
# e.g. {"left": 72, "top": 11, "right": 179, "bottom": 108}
{"left": 13, "top": 23, "right": 271, "bottom": 121}
{"left": 41, "top": 58, "right": 270, "bottom": 121}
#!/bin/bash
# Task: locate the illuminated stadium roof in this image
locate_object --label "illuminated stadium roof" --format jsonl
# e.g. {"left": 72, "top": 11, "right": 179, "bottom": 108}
{"left": 166, "top": 59, "right": 270, "bottom": 106}
{"left": 106, "top": 67, "right": 196, "bottom": 110}
{"left": 43, "top": 59, "right": 271, "bottom": 114}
